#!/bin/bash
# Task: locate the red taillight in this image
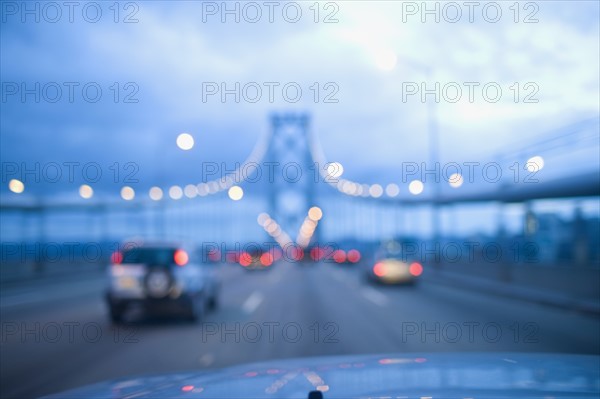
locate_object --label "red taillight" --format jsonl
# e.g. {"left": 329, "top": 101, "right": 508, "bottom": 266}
{"left": 208, "top": 249, "right": 220, "bottom": 262}
{"left": 290, "top": 247, "right": 303, "bottom": 261}
{"left": 409, "top": 262, "right": 423, "bottom": 276}
{"left": 260, "top": 252, "right": 273, "bottom": 266}
{"left": 347, "top": 249, "right": 361, "bottom": 263}
{"left": 333, "top": 250, "right": 346, "bottom": 263}
{"left": 373, "top": 262, "right": 386, "bottom": 277}
{"left": 111, "top": 251, "right": 123, "bottom": 264}
{"left": 240, "top": 252, "right": 252, "bottom": 267}
{"left": 310, "top": 247, "right": 324, "bottom": 261}
{"left": 174, "top": 249, "right": 189, "bottom": 266}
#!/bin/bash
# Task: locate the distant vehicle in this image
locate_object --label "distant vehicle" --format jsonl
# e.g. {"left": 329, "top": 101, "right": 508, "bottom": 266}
{"left": 44, "top": 353, "right": 600, "bottom": 398}
{"left": 331, "top": 248, "right": 362, "bottom": 265}
{"left": 306, "top": 246, "right": 361, "bottom": 265}
{"left": 367, "top": 240, "right": 423, "bottom": 285}
{"left": 237, "top": 246, "right": 277, "bottom": 270}
{"left": 105, "top": 241, "right": 219, "bottom": 323}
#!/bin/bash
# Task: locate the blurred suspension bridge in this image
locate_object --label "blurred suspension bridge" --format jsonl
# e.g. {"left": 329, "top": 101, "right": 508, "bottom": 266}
{"left": 1, "top": 114, "right": 599, "bottom": 288}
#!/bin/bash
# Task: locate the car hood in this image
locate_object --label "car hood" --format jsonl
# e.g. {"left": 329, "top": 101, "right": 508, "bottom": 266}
{"left": 45, "top": 353, "right": 600, "bottom": 398}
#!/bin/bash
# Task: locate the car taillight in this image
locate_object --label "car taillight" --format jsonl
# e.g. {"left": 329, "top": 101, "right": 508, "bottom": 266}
{"left": 333, "top": 250, "right": 346, "bottom": 263}
{"left": 174, "top": 249, "right": 189, "bottom": 266}
{"left": 260, "top": 252, "right": 273, "bottom": 266}
{"left": 373, "top": 262, "right": 386, "bottom": 277}
{"left": 111, "top": 251, "right": 123, "bottom": 264}
{"left": 290, "top": 247, "right": 303, "bottom": 261}
{"left": 347, "top": 249, "right": 361, "bottom": 263}
{"left": 240, "top": 252, "right": 252, "bottom": 267}
{"left": 310, "top": 247, "right": 324, "bottom": 261}
{"left": 409, "top": 262, "right": 423, "bottom": 276}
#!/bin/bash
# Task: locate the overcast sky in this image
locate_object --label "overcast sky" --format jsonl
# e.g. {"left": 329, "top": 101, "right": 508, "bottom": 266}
{"left": 1, "top": 1, "right": 599, "bottom": 201}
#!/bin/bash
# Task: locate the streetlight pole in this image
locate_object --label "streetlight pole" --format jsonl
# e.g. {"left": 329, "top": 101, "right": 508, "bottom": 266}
{"left": 397, "top": 58, "right": 442, "bottom": 262}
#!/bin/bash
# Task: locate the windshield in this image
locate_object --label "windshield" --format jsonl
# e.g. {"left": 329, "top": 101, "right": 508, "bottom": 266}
{"left": 1, "top": 1, "right": 599, "bottom": 398}
{"left": 120, "top": 248, "right": 175, "bottom": 265}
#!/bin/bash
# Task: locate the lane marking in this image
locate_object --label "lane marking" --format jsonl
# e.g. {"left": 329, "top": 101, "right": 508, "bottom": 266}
{"left": 361, "top": 287, "right": 388, "bottom": 307}
{"left": 242, "top": 291, "right": 263, "bottom": 314}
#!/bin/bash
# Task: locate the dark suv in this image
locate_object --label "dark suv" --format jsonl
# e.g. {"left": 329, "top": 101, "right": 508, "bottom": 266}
{"left": 105, "top": 241, "right": 219, "bottom": 323}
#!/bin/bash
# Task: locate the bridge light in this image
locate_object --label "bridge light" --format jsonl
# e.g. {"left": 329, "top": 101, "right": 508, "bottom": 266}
{"left": 79, "top": 184, "right": 93, "bottom": 199}
{"left": 149, "top": 186, "right": 163, "bottom": 201}
{"left": 308, "top": 206, "right": 323, "bottom": 221}
{"left": 257, "top": 213, "right": 270, "bottom": 226}
{"left": 228, "top": 186, "right": 244, "bottom": 201}
{"left": 184, "top": 184, "right": 198, "bottom": 198}
{"left": 385, "top": 183, "right": 400, "bottom": 197}
{"left": 326, "top": 162, "right": 344, "bottom": 178}
{"left": 120, "top": 186, "right": 135, "bottom": 200}
{"left": 408, "top": 180, "right": 424, "bottom": 195}
{"left": 369, "top": 184, "right": 383, "bottom": 198}
{"left": 176, "top": 133, "right": 194, "bottom": 150}
{"left": 8, "top": 179, "right": 24, "bottom": 194}
{"left": 448, "top": 173, "right": 463, "bottom": 188}
{"left": 526, "top": 155, "right": 544, "bottom": 172}
{"left": 169, "top": 185, "right": 183, "bottom": 200}
{"left": 197, "top": 183, "right": 209, "bottom": 196}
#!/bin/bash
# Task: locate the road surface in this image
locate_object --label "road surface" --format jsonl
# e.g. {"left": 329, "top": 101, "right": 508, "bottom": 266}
{"left": 1, "top": 261, "right": 599, "bottom": 398}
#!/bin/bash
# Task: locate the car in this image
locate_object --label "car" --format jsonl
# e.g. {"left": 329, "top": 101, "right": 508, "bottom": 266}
{"left": 366, "top": 240, "right": 423, "bottom": 285}
{"left": 43, "top": 353, "right": 600, "bottom": 398}
{"left": 237, "top": 246, "right": 279, "bottom": 270}
{"left": 105, "top": 241, "right": 219, "bottom": 323}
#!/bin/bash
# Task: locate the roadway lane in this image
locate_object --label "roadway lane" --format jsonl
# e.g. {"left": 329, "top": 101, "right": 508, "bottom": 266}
{"left": 1, "top": 261, "right": 599, "bottom": 398}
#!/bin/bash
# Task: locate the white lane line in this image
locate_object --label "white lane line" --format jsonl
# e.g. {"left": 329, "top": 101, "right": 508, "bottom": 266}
{"left": 361, "top": 287, "right": 389, "bottom": 307}
{"left": 242, "top": 291, "right": 264, "bottom": 314}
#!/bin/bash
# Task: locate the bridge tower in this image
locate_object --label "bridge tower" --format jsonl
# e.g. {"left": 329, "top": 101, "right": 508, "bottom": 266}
{"left": 266, "top": 113, "right": 319, "bottom": 245}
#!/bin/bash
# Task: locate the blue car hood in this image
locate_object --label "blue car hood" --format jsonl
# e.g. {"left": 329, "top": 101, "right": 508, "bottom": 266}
{"left": 45, "top": 353, "right": 600, "bottom": 398}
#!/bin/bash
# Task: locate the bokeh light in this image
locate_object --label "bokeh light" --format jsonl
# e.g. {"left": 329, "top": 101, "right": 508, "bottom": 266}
{"left": 369, "top": 184, "right": 383, "bottom": 198}
{"left": 184, "top": 184, "right": 198, "bottom": 198}
{"left": 120, "top": 186, "right": 135, "bottom": 200}
{"left": 176, "top": 133, "right": 194, "bottom": 150}
{"left": 526, "top": 155, "right": 545, "bottom": 172}
{"left": 79, "top": 184, "right": 93, "bottom": 199}
{"left": 169, "top": 185, "right": 183, "bottom": 200}
{"left": 385, "top": 183, "right": 400, "bottom": 197}
{"left": 149, "top": 186, "right": 163, "bottom": 201}
{"left": 8, "top": 179, "right": 24, "bottom": 194}
{"left": 308, "top": 206, "right": 323, "bottom": 221}
{"left": 408, "top": 180, "right": 424, "bottom": 195}
{"left": 326, "top": 162, "right": 344, "bottom": 178}
{"left": 228, "top": 186, "right": 244, "bottom": 201}
{"left": 448, "top": 173, "right": 464, "bottom": 188}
